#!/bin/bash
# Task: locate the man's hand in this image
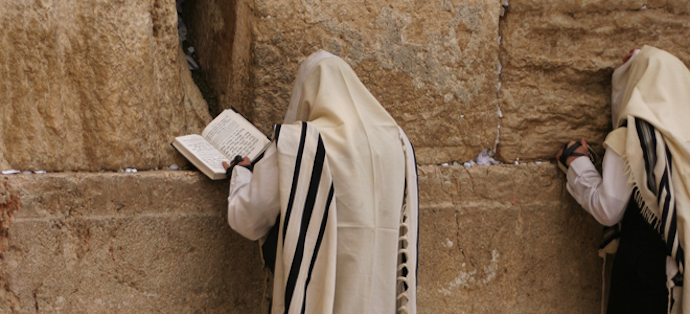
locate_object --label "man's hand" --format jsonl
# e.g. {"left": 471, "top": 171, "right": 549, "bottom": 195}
{"left": 556, "top": 138, "right": 589, "bottom": 167}
{"left": 222, "top": 156, "right": 251, "bottom": 170}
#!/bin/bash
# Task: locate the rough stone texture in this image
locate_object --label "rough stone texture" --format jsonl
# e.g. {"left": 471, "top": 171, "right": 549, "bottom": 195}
{"left": 1, "top": 164, "right": 602, "bottom": 313}
{"left": 0, "top": 172, "right": 267, "bottom": 313}
{"left": 417, "top": 163, "right": 602, "bottom": 313}
{"left": 5, "top": 0, "right": 690, "bottom": 312}
{"left": 0, "top": 0, "right": 212, "bottom": 172}
{"left": 497, "top": 1, "right": 690, "bottom": 162}
{"left": 185, "top": 0, "right": 502, "bottom": 164}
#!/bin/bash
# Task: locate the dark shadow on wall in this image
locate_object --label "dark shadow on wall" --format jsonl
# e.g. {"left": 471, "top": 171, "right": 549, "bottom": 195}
{"left": 179, "top": 0, "right": 254, "bottom": 120}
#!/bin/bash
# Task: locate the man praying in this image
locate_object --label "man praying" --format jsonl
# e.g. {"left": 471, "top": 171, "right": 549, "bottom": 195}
{"left": 557, "top": 46, "right": 690, "bottom": 314}
{"left": 223, "top": 50, "right": 419, "bottom": 314}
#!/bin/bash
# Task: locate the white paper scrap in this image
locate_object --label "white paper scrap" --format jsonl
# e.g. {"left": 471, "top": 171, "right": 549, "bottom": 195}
{"left": 169, "top": 164, "right": 179, "bottom": 170}
{"left": 535, "top": 161, "right": 543, "bottom": 165}
{"left": 2, "top": 169, "right": 20, "bottom": 175}
{"left": 125, "top": 168, "right": 138, "bottom": 173}
{"left": 34, "top": 170, "right": 47, "bottom": 174}
{"left": 476, "top": 149, "right": 500, "bottom": 166}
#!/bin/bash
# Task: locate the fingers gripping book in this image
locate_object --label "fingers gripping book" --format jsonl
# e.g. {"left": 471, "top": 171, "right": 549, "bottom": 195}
{"left": 172, "top": 109, "right": 271, "bottom": 180}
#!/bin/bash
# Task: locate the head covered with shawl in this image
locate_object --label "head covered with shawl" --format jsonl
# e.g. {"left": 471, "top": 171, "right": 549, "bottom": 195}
{"left": 269, "top": 50, "right": 418, "bottom": 314}
{"left": 606, "top": 45, "right": 690, "bottom": 312}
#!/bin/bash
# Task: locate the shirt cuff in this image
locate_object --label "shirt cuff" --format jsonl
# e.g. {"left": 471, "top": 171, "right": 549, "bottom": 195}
{"left": 567, "top": 156, "right": 597, "bottom": 181}
{"left": 229, "top": 166, "right": 252, "bottom": 195}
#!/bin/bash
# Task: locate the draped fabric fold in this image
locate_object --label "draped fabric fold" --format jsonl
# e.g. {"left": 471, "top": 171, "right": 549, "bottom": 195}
{"left": 271, "top": 122, "right": 338, "bottom": 314}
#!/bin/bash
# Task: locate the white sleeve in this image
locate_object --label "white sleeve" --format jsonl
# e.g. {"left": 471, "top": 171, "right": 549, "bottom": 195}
{"left": 227, "top": 143, "right": 280, "bottom": 241}
{"left": 565, "top": 150, "right": 633, "bottom": 226}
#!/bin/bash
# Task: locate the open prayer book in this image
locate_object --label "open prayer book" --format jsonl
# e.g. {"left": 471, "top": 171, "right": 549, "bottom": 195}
{"left": 172, "top": 109, "right": 271, "bottom": 180}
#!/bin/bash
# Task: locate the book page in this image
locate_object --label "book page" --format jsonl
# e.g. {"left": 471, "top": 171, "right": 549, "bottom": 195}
{"left": 202, "top": 110, "right": 270, "bottom": 160}
{"left": 174, "top": 135, "right": 230, "bottom": 174}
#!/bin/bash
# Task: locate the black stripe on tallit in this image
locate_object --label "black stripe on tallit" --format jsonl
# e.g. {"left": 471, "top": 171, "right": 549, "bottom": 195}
{"left": 300, "top": 183, "right": 335, "bottom": 314}
{"left": 663, "top": 145, "right": 682, "bottom": 272}
{"left": 660, "top": 170, "right": 672, "bottom": 235}
{"left": 635, "top": 118, "right": 658, "bottom": 193}
{"left": 274, "top": 124, "right": 283, "bottom": 143}
{"left": 284, "top": 134, "right": 326, "bottom": 313}
{"left": 283, "top": 122, "right": 309, "bottom": 244}
{"left": 664, "top": 151, "right": 679, "bottom": 256}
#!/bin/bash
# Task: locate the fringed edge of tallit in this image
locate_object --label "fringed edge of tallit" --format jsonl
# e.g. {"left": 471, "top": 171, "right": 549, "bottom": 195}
{"left": 396, "top": 201, "right": 412, "bottom": 313}
{"left": 396, "top": 128, "right": 418, "bottom": 314}
{"left": 614, "top": 129, "right": 663, "bottom": 233}
{"left": 634, "top": 187, "right": 663, "bottom": 233}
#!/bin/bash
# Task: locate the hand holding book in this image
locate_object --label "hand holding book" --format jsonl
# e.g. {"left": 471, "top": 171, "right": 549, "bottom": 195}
{"left": 172, "top": 110, "right": 271, "bottom": 180}
{"left": 222, "top": 155, "right": 251, "bottom": 178}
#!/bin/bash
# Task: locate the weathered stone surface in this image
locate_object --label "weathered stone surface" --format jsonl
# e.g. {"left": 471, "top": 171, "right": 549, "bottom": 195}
{"left": 1, "top": 164, "right": 603, "bottom": 313}
{"left": 497, "top": 1, "right": 690, "bottom": 161}
{"left": 417, "top": 164, "right": 602, "bottom": 313}
{"left": 0, "top": 172, "right": 266, "bottom": 313}
{"left": 187, "top": 0, "right": 502, "bottom": 164}
{"left": 0, "top": 0, "right": 212, "bottom": 172}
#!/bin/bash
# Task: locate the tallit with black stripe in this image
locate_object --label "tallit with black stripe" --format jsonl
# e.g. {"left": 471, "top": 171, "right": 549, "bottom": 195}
{"left": 269, "top": 121, "right": 419, "bottom": 314}
{"left": 605, "top": 45, "right": 690, "bottom": 313}
{"left": 270, "top": 122, "right": 338, "bottom": 314}
{"left": 275, "top": 50, "right": 419, "bottom": 313}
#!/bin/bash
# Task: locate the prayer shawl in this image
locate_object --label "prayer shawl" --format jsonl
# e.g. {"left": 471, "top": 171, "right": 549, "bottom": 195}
{"left": 605, "top": 46, "right": 690, "bottom": 313}
{"left": 268, "top": 50, "right": 419, "bottom": 314}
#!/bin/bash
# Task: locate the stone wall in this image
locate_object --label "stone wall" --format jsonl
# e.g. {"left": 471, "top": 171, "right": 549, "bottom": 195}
{"left": 417, "top": 164, "right": 601, "bottom": 313}
{"left": 185, "top": 0, "right": 690, "bottom": 164}
{"left": 1, "top": 166, "right": 601, "bottom": 313}
{"left": 497, "top": 0, "right": 690, "bottom": 161}
{"left": 0, "top": 173, "right": 267, "bottom": 313}
{"left": 2, "top": 0, "right": 690, "bottom": 313}
{"left": 0, "top": 0, "right": 211, "bottom": 172}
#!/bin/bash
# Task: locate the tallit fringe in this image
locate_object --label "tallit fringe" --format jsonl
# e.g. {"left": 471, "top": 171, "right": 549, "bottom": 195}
{"left": 636, "top": 188, "right": 663, "bottom": 232}
{"left": 396, "top": 202, "right": 411, "bottom": 314}
{"left": 618, "top": 140, "right": 663, "bottom": 233}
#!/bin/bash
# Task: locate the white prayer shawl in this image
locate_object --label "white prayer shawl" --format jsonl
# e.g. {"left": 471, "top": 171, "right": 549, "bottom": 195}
{"left": 605, "top": 46, "right": 690, "bottom": 313}
{"left": 271, "top": 50, "right": 418, "bottom": 314}
{"left": 272, "top": 122, "right": 337, "bottom": 314}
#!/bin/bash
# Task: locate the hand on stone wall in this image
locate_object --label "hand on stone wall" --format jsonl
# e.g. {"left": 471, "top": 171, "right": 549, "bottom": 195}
{"left": 556, "top": 138, "right": 589, "bottom": 167}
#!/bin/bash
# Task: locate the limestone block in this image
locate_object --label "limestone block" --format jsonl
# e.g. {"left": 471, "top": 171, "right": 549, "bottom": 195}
{"left": 498, "top": 1, "right": 690, "bottom": 161}
{"left": 0, "top": 0, "right": 212, "bottom": 172}
{"left": 0, "top": 172, "right": 266, "bottom": 313}
{"left": 1, "top": 164, "right": 604, "bottom": 313}
{"left": 187, "top": 0, "right": 502, "bottom": 164}
{"left": 417, "top": 164, "right": 602, "bottom": 313}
